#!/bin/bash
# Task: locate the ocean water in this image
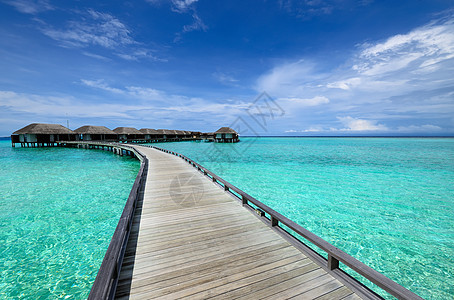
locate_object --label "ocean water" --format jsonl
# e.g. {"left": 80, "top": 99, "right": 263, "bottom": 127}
{"left": 0, "top": 140, "right": 139, "bottom": 299}
{"left": 149, "top": 137, "right": 454, "bottom": 299}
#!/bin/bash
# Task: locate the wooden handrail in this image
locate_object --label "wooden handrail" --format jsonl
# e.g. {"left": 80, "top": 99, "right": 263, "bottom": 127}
{"left": 148, "top": 145, "right": 423, "bottom": 300}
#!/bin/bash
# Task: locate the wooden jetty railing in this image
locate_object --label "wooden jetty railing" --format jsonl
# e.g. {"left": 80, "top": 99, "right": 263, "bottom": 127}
{"left": 62, "top": 142, "right": 149, "bottom": 300}
{"left": 145, "top": 145, "right": 423, "bottom": 300}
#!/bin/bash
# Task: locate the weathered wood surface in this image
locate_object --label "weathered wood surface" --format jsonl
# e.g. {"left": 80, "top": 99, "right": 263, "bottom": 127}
{"left": 115, "top": 146, "right": 361, "bottom": 299}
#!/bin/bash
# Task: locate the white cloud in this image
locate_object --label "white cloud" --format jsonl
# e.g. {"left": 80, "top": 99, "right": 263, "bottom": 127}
{"left": 337, "top": 116, "right": 388, "bottom": 131}
{"left": 2, "top": 0, "right": 53, "bottom": 14}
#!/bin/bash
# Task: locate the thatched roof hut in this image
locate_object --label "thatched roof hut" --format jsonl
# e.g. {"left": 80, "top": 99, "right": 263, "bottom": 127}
{"left": 74, "top": 125, "right": 117, "bottom": 141}
{"left": 140, "top": 128, "right": 160, "bottom": 141}
{"left": 140, "top": 128, "right": 159, "bottom": 135}
{"left": 11, "top": 123, "right": 76, "bottom": 146}
{"left": 113, "top": 127, "right": 143, "bottom": 135}
{"left": 14, "top": 123, "right": 74, "bottom": 135}
{"left": 214, "top": 127, "right": 239, "bottom": 143}
{"left": 174, "top": 130, "right": 185, "bottom": 138}
{"left": 74, "top": 125, "right": 116, "bottom": 135}
{"left": 157, "top": 129, "right": 176, "bottom": 138}
{"left": 214, "top": 127, "right": 238, "bottom": 134}
{"left": 113, "top": 127, "right": 144, "bottom": 142}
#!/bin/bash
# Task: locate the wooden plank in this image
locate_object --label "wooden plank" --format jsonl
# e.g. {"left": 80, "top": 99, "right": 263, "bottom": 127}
{"left": 315, "top": 286, "right": 354, "bottom": 300}
{"left": 115, "top": 242, "right": 291, "bottom": 296}
{"left": 230, "top": 268, "right": 327, "bottom": 300}
{"left": 262, "top": 273, "right": 336, "bottom": 299}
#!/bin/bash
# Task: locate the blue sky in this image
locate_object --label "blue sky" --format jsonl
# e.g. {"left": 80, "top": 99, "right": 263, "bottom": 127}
{"left": 0, "top": 0, "right": 453, "bottom": 136}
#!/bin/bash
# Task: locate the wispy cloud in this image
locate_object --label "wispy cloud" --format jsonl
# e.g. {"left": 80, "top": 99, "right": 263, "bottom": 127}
{"left": 281, "top": 96, "right": 330, "bottom": 106}
{"left": 116, "top": 48, "right": 168, "bottom": 62}
{"left": 278, "top": 0, "right": 372, "bottom": 19}
{"left": 79, "top": 79, "right": 249, "bottom": 115}
{"left": 183, "top": 13, "right": 207, "bottom": 33}
{"left": 41, "top": 9, "right": 134, "bottom": 49}
{"left": 80, "top": 79, "right": 124, "bottom": 94}
{"left": 2, "top": 0, "right": 53, "bottom": 14}
{"left": 148, "top": 0, "right": 207, "bottom": 42}
{"left": 37, "top": 9, "right": 165, "bottom": 61}
{"left": 171, "top": 0, "right": 199, "bottom": 13}
{"left": 213, "top": 72, "right": 239, "bottom": 86}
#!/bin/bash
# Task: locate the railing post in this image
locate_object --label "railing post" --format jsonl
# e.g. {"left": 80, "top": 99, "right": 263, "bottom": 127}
{"left": 328, "top": 254, "right": 339, "bottom": 270}
{"left": 241, "top": 195, "right": 248, "bottom": 206}
{"left": 270, "top": 215, "right": 279, "bottom": 227}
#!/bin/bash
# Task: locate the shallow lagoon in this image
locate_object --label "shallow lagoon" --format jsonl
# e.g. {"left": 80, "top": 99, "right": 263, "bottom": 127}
{"left": 0, "top": 141, "right": 139, "bottom": 299}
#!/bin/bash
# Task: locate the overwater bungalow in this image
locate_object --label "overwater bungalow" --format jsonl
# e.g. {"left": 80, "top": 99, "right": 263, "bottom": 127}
{"left": 157, "top": 129, "right": 176, "bottom": 141}
{"left": 11, "top": 123, "right": 77, "bottom": 147}
{"left": 182, "top": 131, "right": 193, "bottom": 139}
{"left": 113, "top": 127, "right": 144, "bottom": 143}
{"left": 191, "top": 131, "right": 202, "bottom": 139}
{"left": 214, "top": 127, "right": 239, "bottom": 143}
{"left": 140, "top": 128, "right": 160, "bottom": 142}
{"left": 200, "top": 132, "right": 215, "bottom": 142}
{"left": 74, "top": 125, "right": 117, "bottom": 141}
{"left": 174, "top": 130, "right": 186, "bottom": 139}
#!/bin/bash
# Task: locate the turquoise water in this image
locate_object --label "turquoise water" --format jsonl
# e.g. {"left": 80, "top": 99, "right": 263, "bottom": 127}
{"left": 0, "top": 141, "right": 139, "bottom": 299}
{"left": 150, "top": 137, "right": 454, "bottom": 299}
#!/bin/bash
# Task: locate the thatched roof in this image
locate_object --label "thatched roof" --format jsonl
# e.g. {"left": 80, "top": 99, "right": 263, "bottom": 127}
{"left": 215, "top": 127, "right": 238, "bottom": 134}
{"left": 113, "top": 127, "right": 143, "bottom": 134}
{"left": 201, "top": 132, "right": 215, "bottom": 136}
{"left": 140, "top": 128, "right": 159, "bottom": 134}
{"left": 74, "top": 125, "right": 116, "bottom": 135}
{"left": 157, "top": 129, "right": 174, "bottom": 135}
{"left": 13, "top": 123, "right": 74, "bottom": 135}
{"left": 174, "top": 130, "right": 185, "bottom": 135}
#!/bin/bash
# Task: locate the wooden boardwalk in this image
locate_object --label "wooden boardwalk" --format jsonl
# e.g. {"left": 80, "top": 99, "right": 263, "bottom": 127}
{"left": 114, "top": 145, "right": 362, "bottom": 299}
